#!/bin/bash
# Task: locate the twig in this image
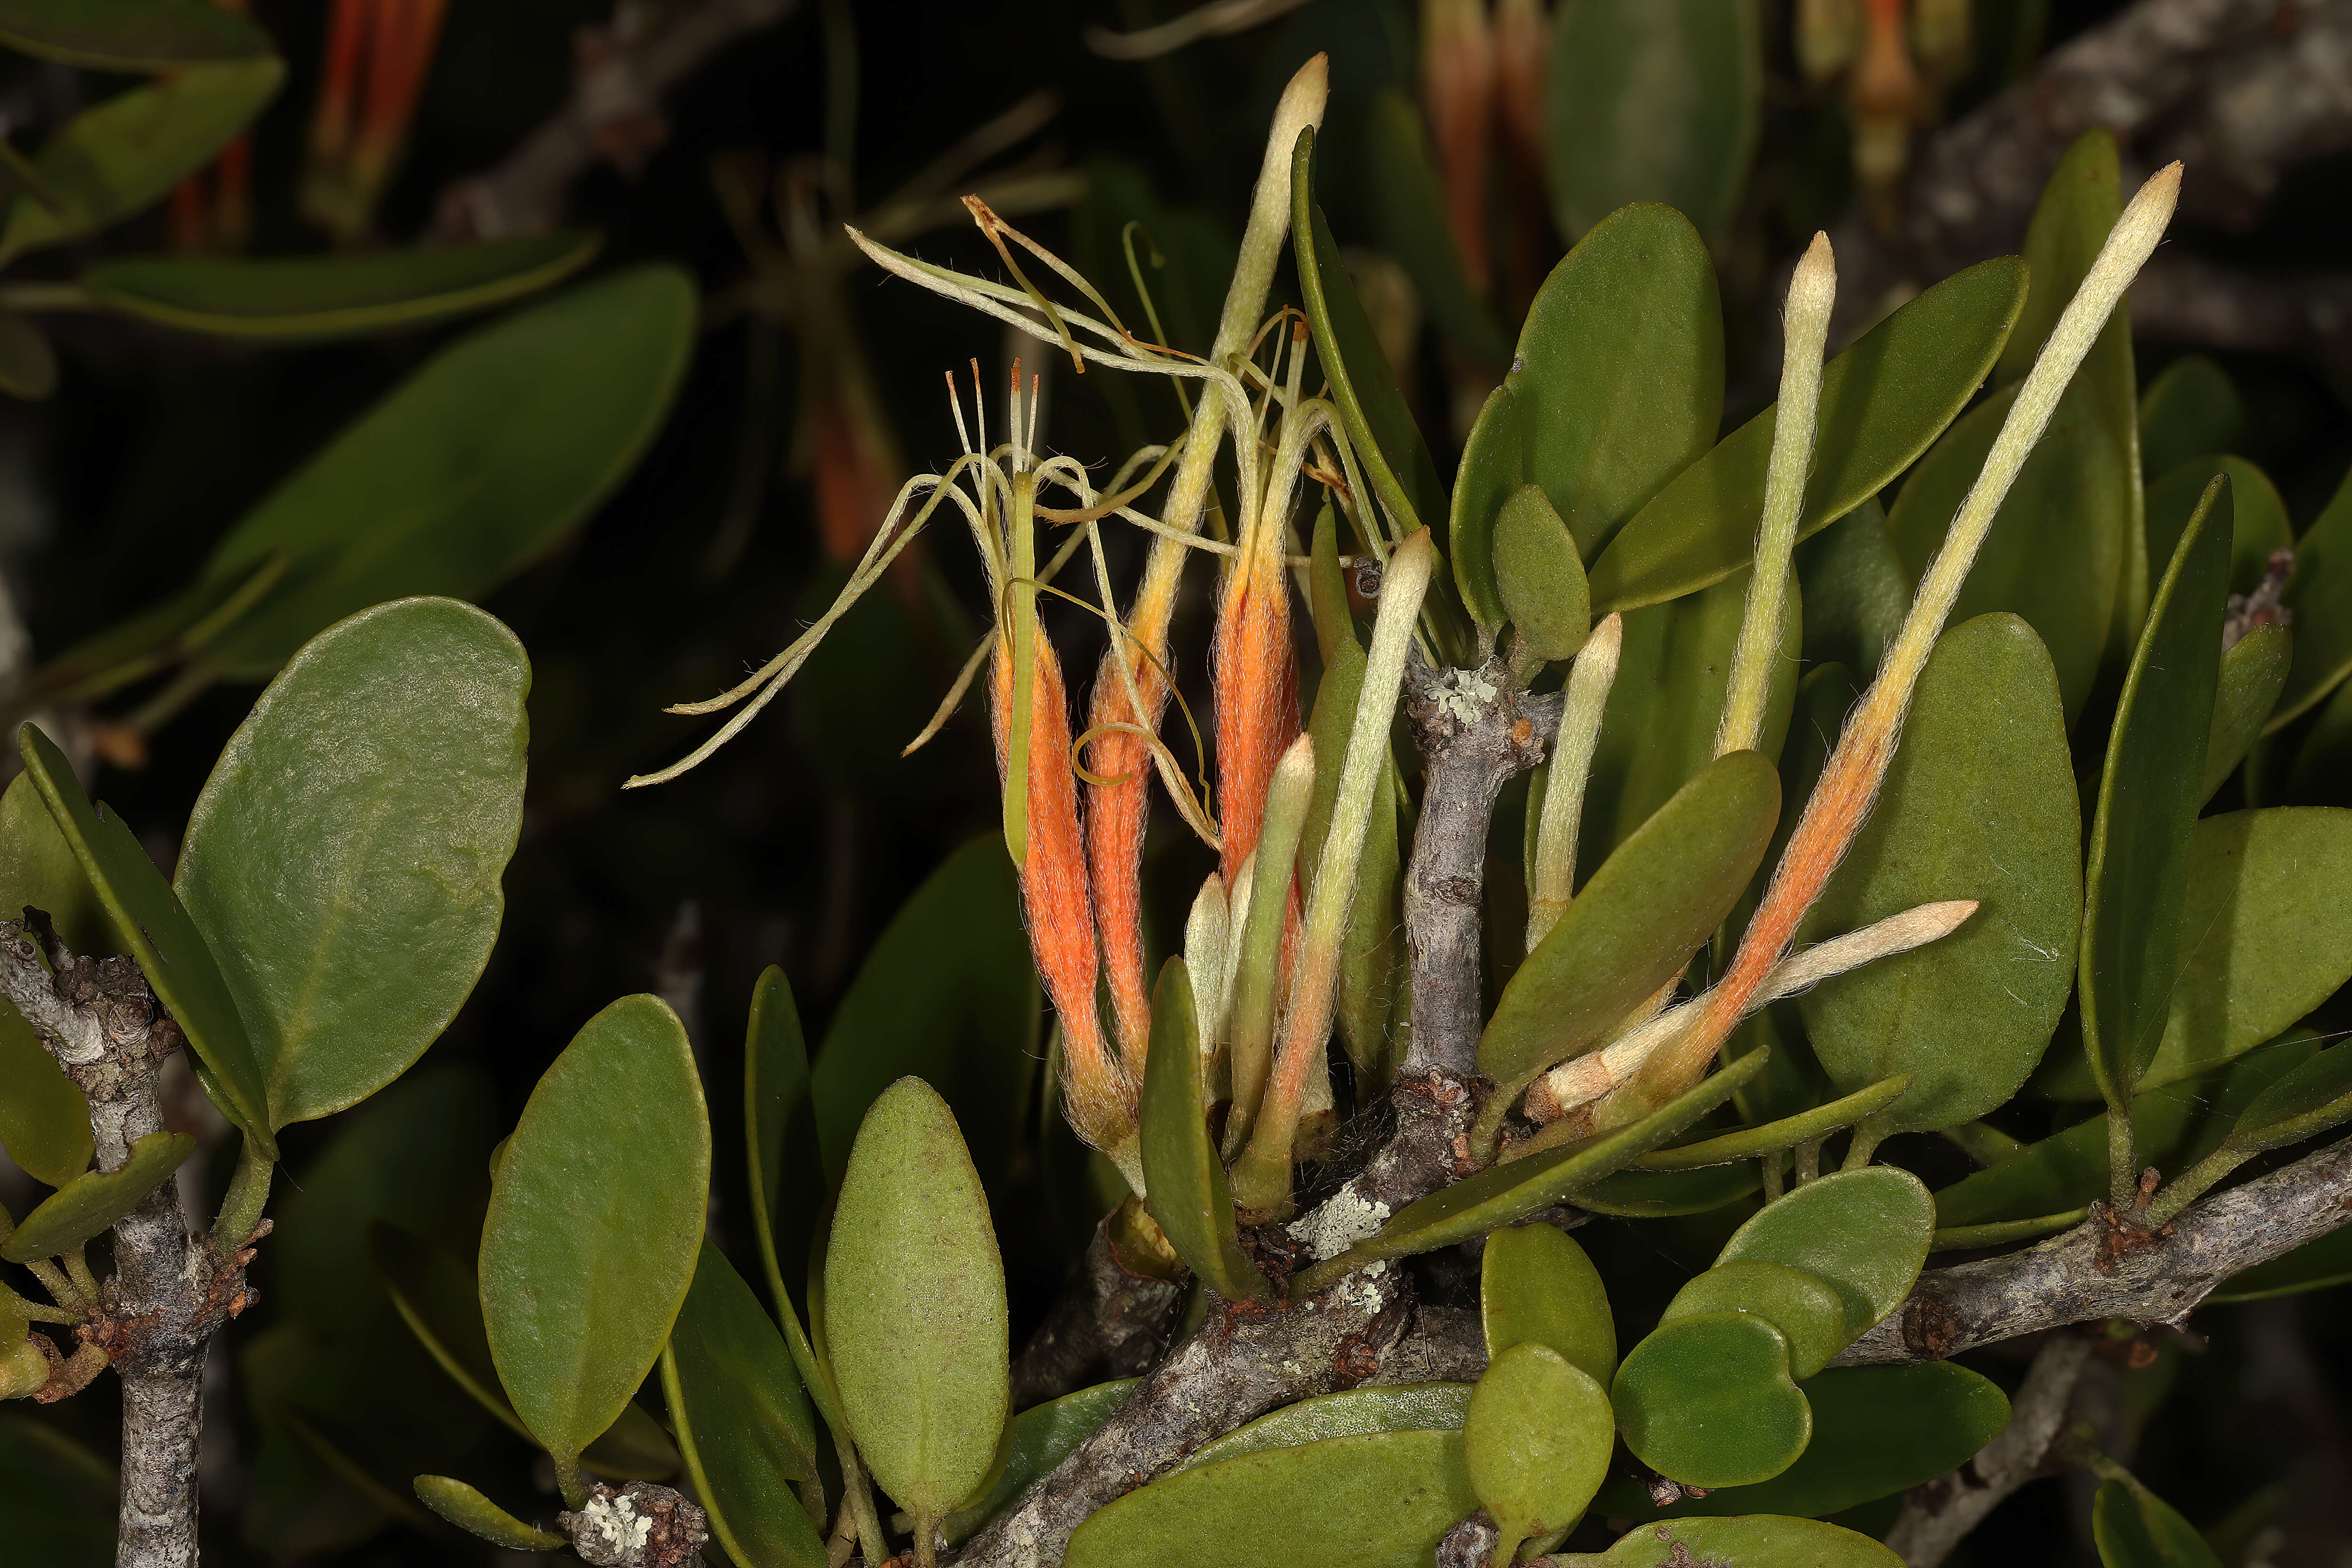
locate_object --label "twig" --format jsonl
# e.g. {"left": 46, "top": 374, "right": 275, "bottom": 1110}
{"left": 1883, "top": 1336, "right": 2094, "bottom": 1568}
{"left": 1007, "top": 1217, "right": 1185, "bottom": 1411}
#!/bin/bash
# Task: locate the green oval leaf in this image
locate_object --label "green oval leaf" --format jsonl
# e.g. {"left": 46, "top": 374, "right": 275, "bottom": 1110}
{"left": 0, "top": 1128, "right": 191, "bottom": 1262}
{"left": 175, "top": 598, "right": 528, "bottom": 1129}
{"left": 1066, "top": 1429, "right": 1474, "bottom": 1568}
{"left": 479, "top": 995, "right": 708, "bottom": 1470}
{"left": 1662, "top": 1260, "right": 1849, "bottom": 1380}
{"left": 2274, "top": 459, "right": 2352, "bottom": 729}
{"left": 1494, "top": 485, "right": 1592, "bottom": 660}
{"left": 83, "top": 234, "right": 601, "bottom": 341}
{"left": 412, "top": 1476, "right": 565, "bottom": 1552}
{"left": 1453, "top": 385, "right": 1527, "bottom": 631}
{"left": 1601, "top": 1514, "right": 1904, "bottom": 1568}
{"left": 0, "top": 58, "right": 282, "bottom": 261}
{"left": 1544, "top": 0, "right": 1760, "bottom": 242}
{"left": 2094, "top": 1478, "right": 2223, "bottom": 1568}
{"left": 2206, "top": 625, "right": 2289, "bottom": 803}
{"left": 2148, "top": 456, "right": 2291, "bottom": 598}
{"left": 1715, "top": 1166, "right": 1935, "bottom": 1333}
{"left": 1464, "top": 1342, "right": 1612, "bottom": 1560}
{"left": 0, "top": 0, "right": 273, "bottom": 68}
{"left": 1507, "top": 203, "right": 1725, "bottom": 560}
{"left": 1798, "top": 612, "right": 2083, "bottom": 1131}
{"left": 174, "top": 265, "right": 694, "bottom": 679}
{"left": 1635, "top": 1077, "right": 1911, "bottom": 1171}
{"left": 2211, "top": 1223, "right": 2352, "bottom": 1303}
{"left": 1614, "top": 1311, "right": 1810, "bottom": 1488}
{"left": 1299, "top": 1048, "right": 1770, "bottom": 1290}
{"left": 1184, "top": 1384, "right": 1471, "bottom": 1470}
{"left": 17, "top": 722, "right": 275, "bottom": 1157}
{"left": 1479, "top": 1221, "right": 1615, "bottom": 1381}
{"left": 2081, "top": 476, "right": 2233, "bottom": 1105}
{"left": 2221, "top": 1039, "right": 2352, "bottom": 1155}
{"left": 2139, "top": 356, "right": 2242, "bottom": 477}
{"left": 1588, "top": 258, "right": 2029, "bottom": 613}
{"left": 825, "top": 1076, "right": 1009, "bottom": 1527}
{"left": 1139, "top": 958, "right": 1270, "bottom": 1301}
{"left": 0, "top": 1002, "right": 87, "bottom": 1189}
{"left": 945, "top": 1378, "right": 1139, "bottom": 1545}
{"left": 742, "top": 965, "right": 842, "bottom": 1440}
{"left": 1483, "top": 749, "right": 1779, "bottom": 1084}
{"left": 1795, "top": 500, "right": 1907, "bottom": 682}
{"left": 660, "top": 1241, "right": 826, "bottom": 1568}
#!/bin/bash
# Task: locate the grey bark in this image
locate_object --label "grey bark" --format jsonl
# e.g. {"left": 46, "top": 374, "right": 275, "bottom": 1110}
{"left": 1007, "top": 1219, "right": 1186, "bottom": 1411}
{"left": 1882, "top": 1336, "right": 2094, "bottom": 1568}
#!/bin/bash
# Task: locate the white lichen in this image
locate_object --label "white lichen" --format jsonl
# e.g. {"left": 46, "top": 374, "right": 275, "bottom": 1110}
{"left": 1299, "top": 1191, "right": 1391, "bottom": 1261}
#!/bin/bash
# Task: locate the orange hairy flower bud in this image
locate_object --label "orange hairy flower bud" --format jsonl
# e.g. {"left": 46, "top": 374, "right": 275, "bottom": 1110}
{"left": 1848, "top": 0, "right": 1920, "bottom": 201}
{"left": 1211, "top": 521, "right": 1302, "bottom": 894}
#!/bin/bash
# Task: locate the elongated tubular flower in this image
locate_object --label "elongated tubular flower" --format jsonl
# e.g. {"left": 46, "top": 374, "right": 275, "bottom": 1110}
{"left": 1080, "top": 54, "right": 1329, "bottom": 1066}
{"left": 1422, "top": 0, "right": 1495, "bottom": 292}
{"left": 1611, "top": 163, "right": 2183, "bottom": 1126}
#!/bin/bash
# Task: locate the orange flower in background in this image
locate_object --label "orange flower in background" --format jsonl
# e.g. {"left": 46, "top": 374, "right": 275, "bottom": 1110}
{"left": 169, "top": 0, "right": 256, "bottom": 253}
{"left": 304, "top": 0, "right": 449, "bottom": 243}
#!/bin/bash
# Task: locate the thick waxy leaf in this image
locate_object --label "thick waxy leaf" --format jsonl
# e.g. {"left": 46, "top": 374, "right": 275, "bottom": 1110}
{"left": 1614, "top": 1311, "right": 1810, "bottom": 1488}
{"left": 1362, "top": 89, "right": 1506, "bottom": 364}
{"left": 1140, "top": 958, "right": 1267, "bottom": 1299}
{"left": 1598, "top": 1515, "right": 1904, "bottom": 1568}
{"left": 83, "top": 235, "right": 600, "bottom": 341}
{"left": 2094, "top": 1478, "right": 2224, "bottom": 1568}
{"left": 1299, "top": 1049, "right": 1769, "bottom": 1289}
{"left": 0, "top": 1003, "right": 87, "bottom": 1188}
{"left": 741, "top": 966, "right": 841, "bottom": 1441}
{"left": 1716, "top": 1167, "right": 1935, "bottom": 1333}
{"left": 2217, "top": 1040, "right": 2352, "bottom": 1156}
{"left": 825, "top": 1077, "right": 1009, "bottom": 1526}
{"left": 661, "top": 1242, "right": 826, "bottom": 1568}
{"left": 2206, "top": 626, "right": 2290, "bottom": 802}
{"left": 1484, "top": 750, "right": 1779, "bottom": 1084}
{"left": 1573, "top": 1162, "right": 1761, "bottom": 1217}
{"left": 412, "top": 1476, "right": 565, "bottom": 1551}
{"left": 0, "top": 769, "right": 110, "bottom": 955}
{"left": 1185, "top": 1384, "right": 1471, "bottom": 1470}
{"left": 2148, "top": 457, "right": 2291, "bottom": 597}
{"left": 2275, "top": 459, "right": 2352, "bottom": 729}
{"left": 1066, "top": 1429, "right": 1474, "bottom": 1568}
{"left": 2139, "top": 356, "right": 2242, "bottom": 475}
{"left": 1934, "top": 1082, "right": 2205, "bottom": 1229}
{"left": 1635, "top": 1077, "right": 1911, "bottom": 1171}
{"left": 1479, "top": 1221, "right": 1615, "bottom": 1380}
{"left": 176, "top": 598, "right": 527, "bottom": 1128}
{"left": 372, "top": 1224, "right": 678, "bottom": 1478}
{"left": 2081, "top": 479, "right": 2233, "bottom": 1106}
{"left": 1795, "top": 500, "right": 1906, "bottom": 681}
{"left": 1494, "top": 485, "right": 1592, "bottom": 660}
{"left": 1588, "top": 259, "right": 2028, "bottom": 612}
{"left": 1452, "top": 386, "right": 1526, "bottom": 631}
{"left": 1503, "top": 204, "right": 1724, "bottom": 561}
{"left": 0, "top": 0, "right": 272, "bottom": 67}
{"left": 1799, "top": 613, "right": 2082, "bottom": 1131}
{"left": 0, "top": 1414, "right": 114, "bottom": 1568}
{"left": 18, "top": 724, "right": 275, "bottom": 1156}
{"left": 1578, "top": 571, "right": 1798, "bottom": 861}
{"left": 1464, "top": 1343, "right": 1613, "bottom": 1561}
{"left": 1291, "top": 128, "right": 1447, "bottom": 542}
{"left": 811, "top": 836, "right": 1035, "bottom": 1189}
{"left": 479, "top": 995, "right": 708, "bottom": 1470}
{"left": 946, "top": 1379, "right": 1138, "bottom": 1544}
{"left": 1662, "top": 1260, "right": 1848, "bottom": 1379}
{"left": 165, "top": 266, "right": 694, "bottom": 678}
{"left": 0, "top": 1129, "right": 191, "bottom": 1261}
{"left": 0, "top": 58, "right": 281, "bottom": 261}
{"left": 1544, "top": 0, "right": 1761, "bottom": 242}
{"left": 1602, "top": 1363, "right": 2009, "bottom": 1521}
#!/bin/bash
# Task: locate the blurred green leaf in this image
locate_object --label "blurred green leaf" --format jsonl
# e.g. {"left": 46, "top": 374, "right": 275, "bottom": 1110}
{"left": 660, "top": 1241, "right": 827, "bottom": 1568}
{"left": 1067, "top": 1429, "right": 1474, "bottom": 1568}
{"left": 825, "top": 1076, "right": 1009, "bottom": 1530}
{"left": 742, "top": 964, "right": 847, "bottom": 1446}
{"left": 1479, "top": 1221, "right": 1615, "bottom": 1381}
{"left": 0, "top": 0, "right": 272, "bottom": 68}
{"left": 0, "top": 1001, "right": 86, "bottom": 1188}
{"left": 2094, "top": 1477, "right": 2223, "bottom": 1568}
{"left": 18, "top": 723, "right": 276, "bottom": 1157}
{"left": 1596, "top": 1514, "right": 1904, "bottom": 1568}
{"left": 1361, "top": 89, "right": 1506, "bottom": 364}
{"left": 2080, "top": 478, "right": 2232, "bottom": 1108}
{"left": 1503, "top": 203, "right": 1724, "bottom": 563}
{"left": 1484, "top": 751, "right": 1778, "bottom": 1086}
{"left": 1795, "top": 500, "right": 1906, "bottom": 682}
{"left": 1614, "top": 1310, "right": 1810, "bottom": 1488}
{"left": 83, "top": 234, "right": 601, "bottom": 340}
{"left": 2148, "top": 456, "right": 2291, "bottom": 598}
{"left": 0, "top": 1413, "right": 114, "bottom": 1568}
{"left": 1716, "top": 1167, "right": 1935, "bottom": 1334}
{"left": 811, "top": 835, "right": 1037, "bottom": 1190}
{"left": 480, "top": 994, "right": 708, "bottom": 1474}
{"left": 1799, "top": 613, "right": 2082, "bottom": 1132}
{"left": 1139, "top": 957, "right": 1266, "bottom": 1299}
{"left": 945, "top": 1378, "right": 1139, "bottom": 1544}
{"left": 1494, "top": 485, "right": 1592, "bottom": 660}
{"left": 1544, "top": 0, "right": 1760, "bottom": 241}
{"left": 2210, "top": 1223, "right": 2352, "bottom": 1303}
{"left": 0, "top": 57, "right": 281, "bottom": 261}
{"left": 1184, "top": 1385, "right": 1471, "bottom": 1470}
{"left": 0, "top": 1128, "right": 190, "bottom": 1261}
{"left": 2139, "top": 356, "right": 2242, "bottom": 476}
{"left": 2273, "top": 458, "right": 2352, "bottom": 730}
{"left": 1464, "top": 1342, "right": 1613, "bottom": 1564}
{"left": 176, "top": 598, "right": 527, "bottom": 1128}
{"left": 412, "top": 1476, "right": 565, "bottom": 1551}
{"left": 1662, "top": 1260, "right": 1849, "bottom": 1379}
{"left": 2205, "top": 626, "right": 2290, "bottom": 802}
{"left": 1590, "top": 258, "right": 2027, "bottom": 613}
{"left": 2216, "top": 1040, "right": 2352, "bottom": 1157}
